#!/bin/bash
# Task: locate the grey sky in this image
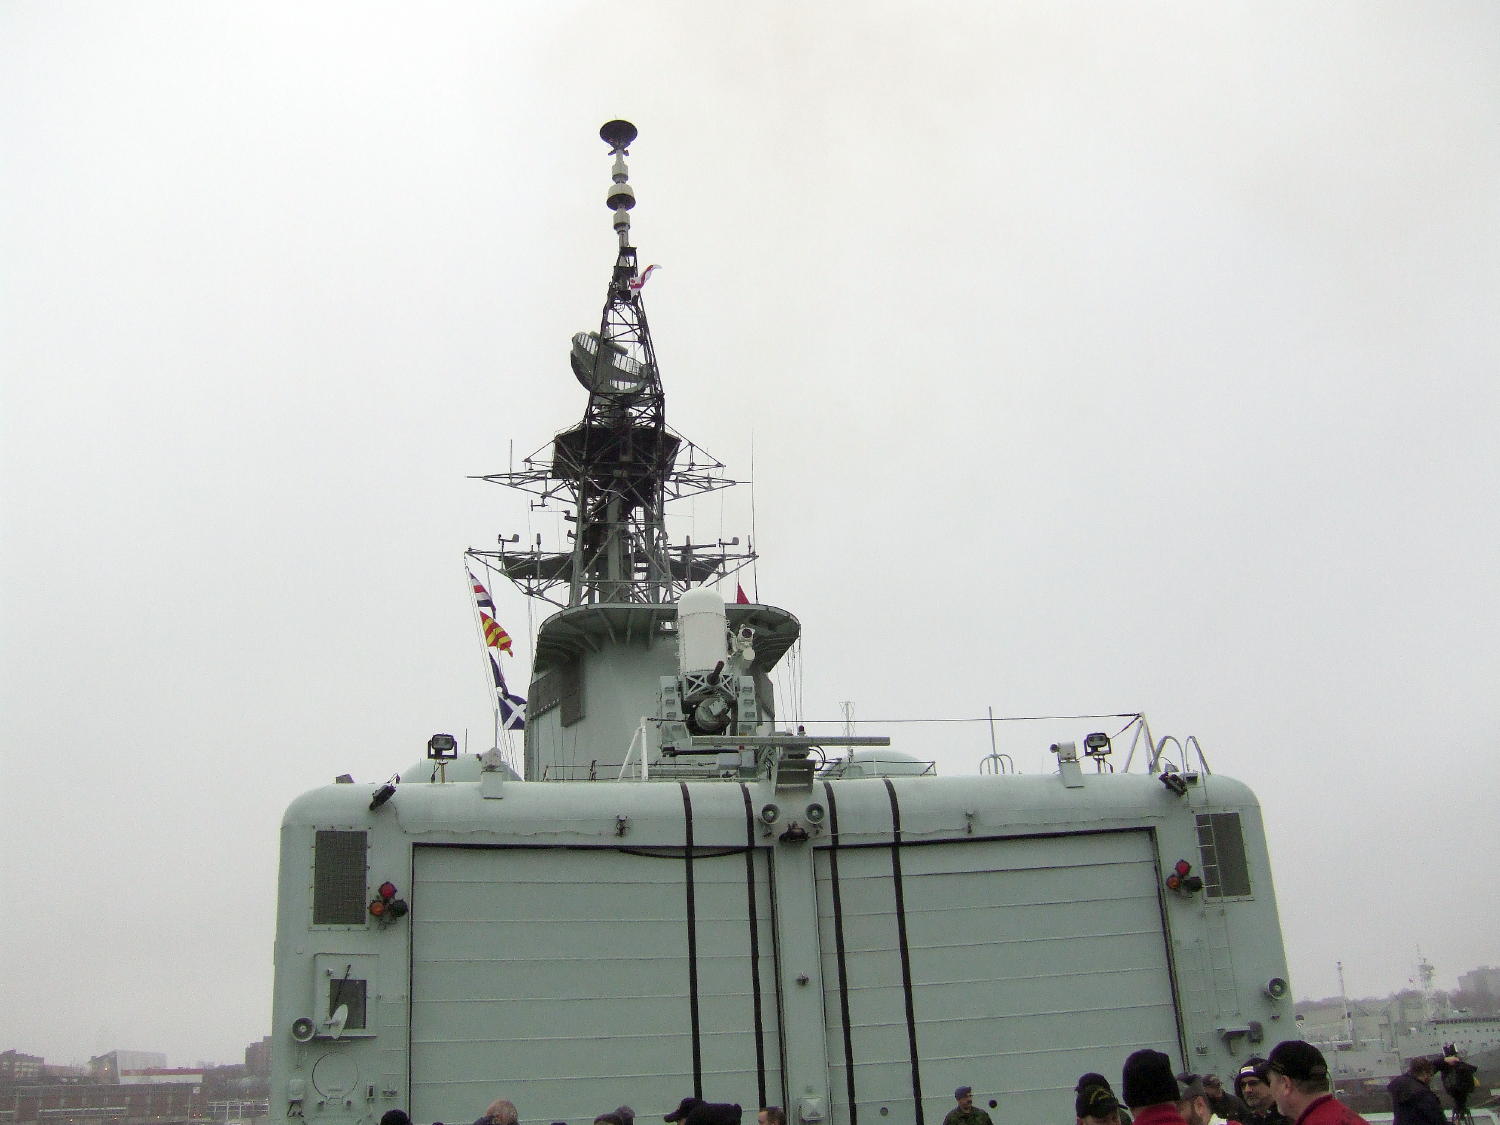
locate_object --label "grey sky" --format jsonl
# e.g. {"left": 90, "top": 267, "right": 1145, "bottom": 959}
{"left": 3, "top": 3, "right": 1497, "bottom": 1066}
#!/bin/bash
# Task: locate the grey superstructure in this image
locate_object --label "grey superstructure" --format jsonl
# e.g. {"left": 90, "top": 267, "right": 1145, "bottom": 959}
{"left": 270, "top": 122, "right": 1295, "bottom": 1125}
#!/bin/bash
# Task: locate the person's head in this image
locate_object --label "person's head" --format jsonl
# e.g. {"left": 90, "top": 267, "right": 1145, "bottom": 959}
{"left": 1235, "top": 1059, "right": 1272, "bottom": 1111}
{"left": 1076, "top": 1072, "right": 1122, "bottom": 1125}
{"left": 758, "top": 1108, "right": 785, "bottom": 1125}
{"left": 485, "top": 1101, "right": 519, "bottom": 1125}
{"left": 954, "top": 1087, "right": 974, "bottom": 1111}
{"left": 596, "top": 1115, "right": 625, "bottom": 1125}
{"left": 381, "top": 1112, "right": 412, "bottom": 1125}
{"left": 1175, "top": 1075, "right": 1211, "bottom": 1125}
{"left": 1265, "top": 1041, "right": 1330, "bottom": 1119}
{"left": 1202, "top": 1077, "right": 1224, "bottom": 1103}
{"left": 1122, "top": 1050, "right": 1180, "bottom": 1111}
{"left": 665, "top": 1100, "right": 704, "bottom": 1125}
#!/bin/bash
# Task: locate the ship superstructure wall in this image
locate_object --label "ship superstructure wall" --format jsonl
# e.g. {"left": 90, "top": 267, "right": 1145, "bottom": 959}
{"left": 271, "top": 772, "right": 1291, "bottom": 1125}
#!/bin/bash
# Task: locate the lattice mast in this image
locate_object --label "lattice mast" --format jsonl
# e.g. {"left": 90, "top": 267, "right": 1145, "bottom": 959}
{"left": 472, "top": 121, "right": 752, "bottom": 607}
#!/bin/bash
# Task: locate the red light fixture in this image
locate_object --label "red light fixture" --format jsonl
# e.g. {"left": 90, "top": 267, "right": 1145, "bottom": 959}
{"left": 1165, "top": 859, "right": 1202, "bottom": 894}
{"left": 369, "top": 881, "right": 408, "bottom": 922}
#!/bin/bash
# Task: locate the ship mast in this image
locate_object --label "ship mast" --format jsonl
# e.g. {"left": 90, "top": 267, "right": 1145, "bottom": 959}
{"left": 472, "top": 120, "right": 753, "bottom": 607}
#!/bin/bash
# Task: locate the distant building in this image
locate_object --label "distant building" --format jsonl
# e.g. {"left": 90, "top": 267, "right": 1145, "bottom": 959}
{"left": 3, "top": 1080, "right": 198, "bottom": 1125}
{"left": 243, "top": 1038, "right": 271, "bottom": 1078}
{"left": 119, "top": 1068, "right": 203, "bottom": 1086}
{"left": 87, "top": 1051, "right": 167, "bottom": 1084}
{"left": 0, "top": 1051, "right": 44, "bottom": 1082}
{"left": 1459, "top": 966, "right": 1500, "bottom": 996}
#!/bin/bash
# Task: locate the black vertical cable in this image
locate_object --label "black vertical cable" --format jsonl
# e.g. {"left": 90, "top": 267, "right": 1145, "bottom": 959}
{"left": 823, "top": 781, "right": 859, "bottom": 1125}
{"left": 740, "top": 784, "right": 768, "bottom": 1109}
{"left": 766, "top": 828, "right": 789, "bottom": 1113}
{"left": 680, "top": 782, "right": 702, "bottom": 1097}
{"left": 883, "top": 778, "right": 924, "bottom": 1125}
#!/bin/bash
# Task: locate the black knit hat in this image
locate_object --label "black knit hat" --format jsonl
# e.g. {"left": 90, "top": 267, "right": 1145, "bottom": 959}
{"left": 1234, "top": 1058, "right": 1269, "bottom": 1099}
{"left": 1267, "top": 1041, "right": 1329, "bottom": 1084}
{"left": 1122, "top": 1049, "right": 1181, "bottom": 1109}
{"left": 1075, "top": 1073, "right": 1121, "bottom": 1119}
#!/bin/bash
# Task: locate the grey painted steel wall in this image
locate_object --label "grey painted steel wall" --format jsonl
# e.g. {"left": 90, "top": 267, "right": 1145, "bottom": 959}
{"left": 270, "top": 770, "right": 1292, "bottom": 1125}
{"left": 409, "top": 845, "right": 782, "bottom": 1125}
{"left": 815, "top": 831, "right": 1178, "bottom": 1125}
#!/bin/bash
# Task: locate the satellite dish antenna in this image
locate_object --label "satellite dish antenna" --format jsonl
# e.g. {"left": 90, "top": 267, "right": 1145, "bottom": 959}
{"left": 599, "top": 119, "right": 637, "bottom": 152}
{"left": 324, "top": 1003, "right": 349, "bottom": 1040}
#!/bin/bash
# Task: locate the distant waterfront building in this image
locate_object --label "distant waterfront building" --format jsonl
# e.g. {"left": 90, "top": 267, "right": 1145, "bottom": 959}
{"left": 1459, "top": 966, "right": 1500, "bottom": 997}
{"left": 243, "top": 1037, "right": 271, "bottom": 1077}
{"left": 119, "top": 1068, "right": 204, "bottom": 1086}
{"left": 0, "top": 1051, "right": 44, "bottom": 1082}
{"left": 88, "top": 1051, "right": 167, "bottom": 1084}
{"left": 3, "top": 1081, "right": 198, "bottom": 1124}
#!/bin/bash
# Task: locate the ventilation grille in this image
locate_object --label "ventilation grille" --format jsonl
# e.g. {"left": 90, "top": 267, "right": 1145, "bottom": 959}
{"left": 1195, "top": 812, "right": 1252, "bottom": 898}
{"left": 313, "top": 830, "right": 368, "bottom": 925}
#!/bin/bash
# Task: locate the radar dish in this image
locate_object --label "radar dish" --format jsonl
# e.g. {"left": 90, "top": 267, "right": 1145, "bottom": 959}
{"left": 599, "top": 119, "right": 637, "bottom": 152}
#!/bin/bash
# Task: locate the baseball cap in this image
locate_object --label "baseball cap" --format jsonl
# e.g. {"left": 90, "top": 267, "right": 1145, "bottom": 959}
{"left": 1267, "top": 1041, "right": 1329, "bottom": 1083}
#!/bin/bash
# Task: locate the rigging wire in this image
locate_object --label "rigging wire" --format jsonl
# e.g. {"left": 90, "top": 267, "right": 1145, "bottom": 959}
{"left": 779, "top": 712, "right": 1143, "bottom": 726}
{"left": 749, "top": 429, "right": 759, "bottom": 602}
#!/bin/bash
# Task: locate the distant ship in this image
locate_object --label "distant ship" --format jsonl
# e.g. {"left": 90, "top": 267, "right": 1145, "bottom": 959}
{"left": 1305, "top": 958, "right": 1500, "bottom": 1086}
{"left": 270, "top": 121, "right": 1297, "bottom": 1125}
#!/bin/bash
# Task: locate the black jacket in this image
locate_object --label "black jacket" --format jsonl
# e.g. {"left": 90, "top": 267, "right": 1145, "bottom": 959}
{"left": 1387, "top": 1073, "right": 1445, "bottom": 1125}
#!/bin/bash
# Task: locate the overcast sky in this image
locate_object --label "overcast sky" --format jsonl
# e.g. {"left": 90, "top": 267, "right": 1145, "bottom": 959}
{"left": 3, "top": 3, "right": 1497, "bottom": 1067}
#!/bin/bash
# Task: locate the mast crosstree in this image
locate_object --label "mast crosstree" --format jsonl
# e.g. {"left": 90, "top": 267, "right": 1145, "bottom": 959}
{"left": 471, "top": 120, "right": 753, "bottom": 607}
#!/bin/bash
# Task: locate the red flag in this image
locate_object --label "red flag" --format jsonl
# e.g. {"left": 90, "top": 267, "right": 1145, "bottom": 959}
{"left": 735, "top": 583, "right": 750, "bottom": 605}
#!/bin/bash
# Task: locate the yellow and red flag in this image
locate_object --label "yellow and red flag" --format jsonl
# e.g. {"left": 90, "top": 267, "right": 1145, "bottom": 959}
{"left": 479, "top": 611, "right": 514, "bottom": 655}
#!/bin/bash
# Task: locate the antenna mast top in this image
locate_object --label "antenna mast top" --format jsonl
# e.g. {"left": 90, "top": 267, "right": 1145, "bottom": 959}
{"left": 471, "top": 121, "right": 754, "bottom": 608}
{"left": 600, "top": 119, "right": 638, "bottom": 247}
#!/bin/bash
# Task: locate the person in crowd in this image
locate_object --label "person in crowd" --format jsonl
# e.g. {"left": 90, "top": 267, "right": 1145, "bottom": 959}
{"left": 1234, "top": 1058, "right": 1287, "bottom": 1125}
{"left": 1204, "top": 1076, "right": 1250, "bottom": 1123}
{"left": 596, "top": 1114, "right": 625, "bottom": 1125}
{"left": 665, "top": 1098, "right": 742, "bottom": 1125}
{"left": 757, "top": 1108, "right": 786, "bottom": 1125}
{"left": 474, "top": 1101, "right": 518, "bottom": 1125}
{"left": 1121, "top": 1049, "right": 1187, "bottom": 1125}
{"left": 1439, "top": 1046, "right": 1479, "bottom": 1121}
{"left": 1176, "top": 1075, "right": 1216, "bottom": 1125}
{"left": 1264, "top": 1040, "right": 1367, "bottom": 1125}
{"left": 1076, "top": 1071, "right": 1125, "bottom": 1125}
{"left": 943, "top": 1085, "right": 994, "bottom": 1125}
{"left": 380, "top": 1112, "right": 412, "bottom": 1125}
{"left": 1388, "top": 1055, "right": 1460, "bottom": 1125}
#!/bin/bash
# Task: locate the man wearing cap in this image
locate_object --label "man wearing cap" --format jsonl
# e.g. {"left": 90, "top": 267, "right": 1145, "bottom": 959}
{"left": 1264, "top": 1040, "right": 1368, "bottom": 1125}
{"left": 1121, "top": 1049, "right": 1187, "bottom": 1125}
{"left": 1234, "top": 1058, "right": 1287, "bottom": 1125}
{"left": 1175, "top": 1074, "right": 1218, "bottom": 1125}
{"left": 1076, "top": 1072, "right": 1125, "bottom": 1125}
{"left": 1203, "top": 1076, "right": 1250, "bottom": 1124}
{"left": 943, "top": 1086, "right": 993, "bottom": 1125}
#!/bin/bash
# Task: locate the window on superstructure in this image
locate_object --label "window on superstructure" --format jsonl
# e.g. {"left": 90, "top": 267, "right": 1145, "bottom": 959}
{"left": 313, "top": 829, "right": 368, "bottom": 925}
{"left": 1195, "top": 812, "right": 1252, "bottom": 898}
{"left": 328, "top": 975, "right": 367, "bottom": 1031}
